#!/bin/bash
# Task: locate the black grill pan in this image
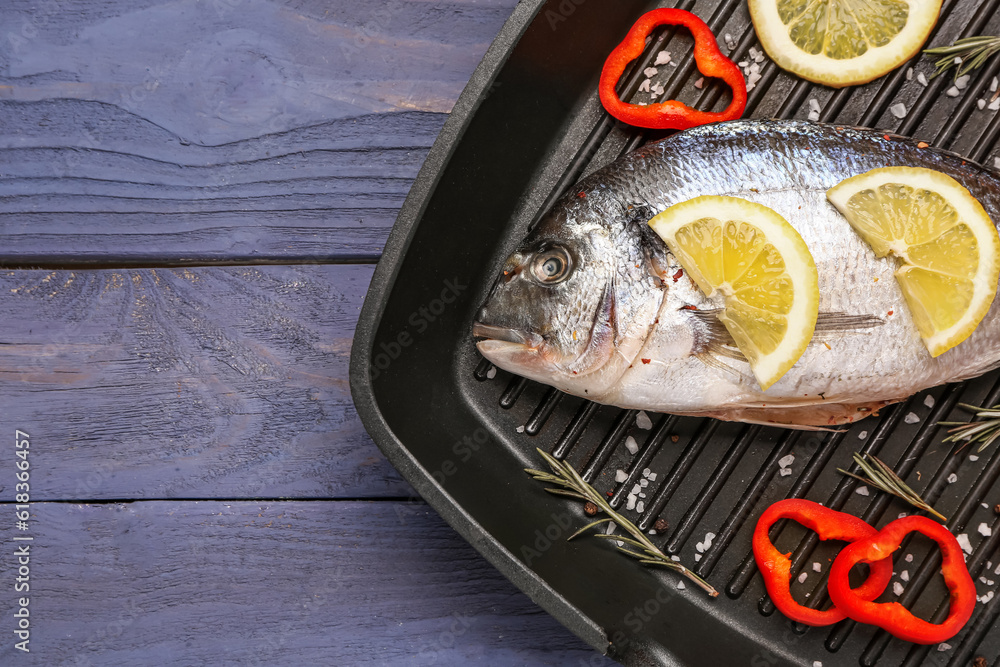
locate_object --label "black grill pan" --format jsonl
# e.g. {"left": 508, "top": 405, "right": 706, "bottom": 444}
{"left": 350, "top": 1, "right": 1000, "bottom": 664}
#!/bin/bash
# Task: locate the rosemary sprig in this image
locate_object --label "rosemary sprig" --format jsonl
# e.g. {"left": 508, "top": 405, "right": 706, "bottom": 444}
{"left": 940, "top": 402, "right": 1000, "bottom": 453}
{"left": 924, "top": 35, "right": 1000, "bottom": 81}
{"left": 525, "top": 448, "right": 718, "bottom": 597}
{"left": 837, "top": 453, "right": 946, "bottom": 521}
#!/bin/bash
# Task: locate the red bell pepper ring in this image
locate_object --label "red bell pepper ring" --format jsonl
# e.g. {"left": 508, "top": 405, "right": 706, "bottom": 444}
{"left": 753, "top": 499, "right": 894, "bottom": 626}
{"left": 828, "top": 516, "right": 976, "bottom": 645}
{"left": 599, "top": 9, "right": 747, "bottom": 130}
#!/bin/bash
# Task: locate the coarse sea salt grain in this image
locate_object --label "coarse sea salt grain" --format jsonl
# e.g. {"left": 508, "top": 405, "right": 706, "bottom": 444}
{"left": 798, "top": 572, "right": 808, "bottom": 584}
{"left": 704, "top": 532, "right": 716, "bottom": 549}
{"left": 655, "top": 50, "right": 671, "bottom": 66}
{"left": 957, "top": 533, "right": 973, "bottom": 554}
{"left": 677, "top": 581, "right": 686, "bottom": 590}
{"left": 971, "top": 455, "right": 980, "bottom": 462}
{"left": 694, "top": 77, "right": 704, "bottom": 89}
{"left": 639, "top": 79, "right": 651, "bottom": 93}
{"left": 780, "top": 468, "right": 793, "bottom": 477}
{"left": 640, "top": 478, "right": 649, "bottom": 488}
{"left": 650, "top": 82, "right": 665, "bottom": 98}
{"left": 648, "top": 472, "right": 658, "bottom": 482}
{"left": 990, "top": 98, "right": 1000, "bottom": 111}
{"left": 625, "top": 436, "right": 639, "bottom": 455}
{"left": 924, "top": 395, "right": 935, "bottom": 408}
{"left": 813, "top": 562, "right": 822, "bottom": 572}
{"left": 946, "top": 86, "right": 960, "bottom": 97}
{"left": 938, "top": 642, "right": 952, "bottom": 651}
{"left": 899, "top": 513, "right": 908, "bottom": 519}
{"left": 856, "top": 486, "right": 870, "bottom": 496}
{"left": 995, "top": 562, "right": 1000, "bottom": 575}
{"left": 779, "top": 454, "right": 795, "bottom": 468}
{"left": 738, "top": 60, "right": 749, "bottom": 68}
{"left": 642, "top": 468, "right": 651, "bottom": 477}
{"left": 905, "top": 412, "right": 920, "bottom": 424}
{"left": 995, "top": 157, "right": 1000, "bottom": 170}
{"left": 516, "top": 425, "right": 525, "bottom": 433}
{"left": 807, "top": 110, "right": 820, "bottom": 122}
{"left": 893, "top": 582, "right": 904, "bottom": 596}
{"left": 901, "top": 570, "right": 909, "bottom": 582}
{"left": 814, "top": 662, "right": 823, "bottom": 667}
{"left": 695, "top": 553, "right": 702, "bottom": 561}
{"left": 906, "top": 67, "right": 913, "bottom": 80}
{"left": 636, "top": 411, "right": 653, "bottom": 430}
{"left": 906, "top": 553, "right": 913, "bottom": 562}
{"left": 615, "top": 469, "right": 628, "bottom": 483}
{"left": 890, "top": 103, "right": 907, "bottom": 119}
{"left": 983, "top": 591, "right": 996, "bottom": 604}
{"left": 606, "top": 521, "right": 617, "bottom": 535}
{"left": 948, "top": 472, "right": 958, "bottom": 484}
{"left": 644, "top": 67, "right": 658, "bottom": 78}
{"left": 631, "top": 484, "right": 642, "bottom": 496}
{"left": 808, "top": 98, "right": 821, "bottom": 112}
{"left": 636, "top": 500, "right": 645, "bottom": 513}
{"left": 979, "top": 523, "right": 992, "bottom": 537}
{"left": 992, "top": 76, "right": 999, "bottom": 92}
{"left": 671, "top": 555, "right": 681, "bottom": 562}
{"left": 980, "top": 99, "right": 988, "bottom": 110}
{"left": 859, "top": 431, "right": 868, "bottom": 439}
{"left": 956, "top": 74, "right": 971, "bottom": 90}
{"left": 486, "top": 366, "right": 497, "bottom": 379}
{"left": 918, "top": 72, "right": 929, "bottom": 86}
{"left": 626, "top": 495, "right": 636, "bottom": 510}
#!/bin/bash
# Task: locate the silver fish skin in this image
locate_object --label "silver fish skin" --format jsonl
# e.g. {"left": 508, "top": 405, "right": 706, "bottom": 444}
{"left": 472, "top": 119, "right": 1000, "bottom": 428}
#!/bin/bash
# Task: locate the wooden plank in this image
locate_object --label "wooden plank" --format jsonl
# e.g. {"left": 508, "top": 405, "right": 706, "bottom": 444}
{"left": 0, "top": 264, "right": 414, "bottom": 501}
{"left": 0, "top": 500, "right": 611, "bottom": 665}
{"left": 0, "top": 0, "right": 519, "bottom": 263}
{"left": 0, "top": 107, "right": 438, "bottom": 264}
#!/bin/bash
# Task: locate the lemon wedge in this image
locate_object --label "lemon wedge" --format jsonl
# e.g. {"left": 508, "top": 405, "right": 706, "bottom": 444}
{"left": 748, "top": 0, "right": 942, "bottom": 87}
{"left": 827, "top": 166, "right": 1000, "bottom": 356}
{"left": 649, "top": 196, "right": 819, "bottom": 390}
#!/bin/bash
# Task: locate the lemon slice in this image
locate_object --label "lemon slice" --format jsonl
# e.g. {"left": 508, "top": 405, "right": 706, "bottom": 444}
{"left": 649, "top": 196, "right": 819, "bottom": 390}
{"left": 827, "top": 166, "right": 1000, "bottom": 356}
{"left": 748, "top": 0, "right": 942, "bottom": 87}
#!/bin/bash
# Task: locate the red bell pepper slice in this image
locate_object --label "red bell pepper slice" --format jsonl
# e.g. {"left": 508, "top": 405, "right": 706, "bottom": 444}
{"left": 598, "top": 9, "right": 747, "bottom": 130}
{"left": 753, "top": 499, "right": 894, "bottom": 626}
{"left": 828, "top": 516, "right": 976, "bottom": 645}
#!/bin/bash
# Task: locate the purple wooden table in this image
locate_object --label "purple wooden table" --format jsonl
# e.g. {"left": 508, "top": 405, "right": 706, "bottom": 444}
{"left": 0, "top": 1, "right": 614, "bottom": 664}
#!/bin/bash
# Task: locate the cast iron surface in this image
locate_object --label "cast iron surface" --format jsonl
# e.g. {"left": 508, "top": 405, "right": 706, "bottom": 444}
{"left": 350, "top": 0, "right": 1000, "bottom": 665}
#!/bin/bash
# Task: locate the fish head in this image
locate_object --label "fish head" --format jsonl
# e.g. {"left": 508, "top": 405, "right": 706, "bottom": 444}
{"left": 473, "top": 197, "right": 668, "bottom": 398}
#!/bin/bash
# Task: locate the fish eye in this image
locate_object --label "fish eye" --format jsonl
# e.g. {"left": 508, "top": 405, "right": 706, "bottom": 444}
{"left": 531, "top": 246, "right": 572, "bottom": 284}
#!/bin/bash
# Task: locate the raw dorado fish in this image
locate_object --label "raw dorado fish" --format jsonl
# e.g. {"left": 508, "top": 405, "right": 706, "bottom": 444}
{"left": 472, "top": 120, "right": 1000, "bottom": 427}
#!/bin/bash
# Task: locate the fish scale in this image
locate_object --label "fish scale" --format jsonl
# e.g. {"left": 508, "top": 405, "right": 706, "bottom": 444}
{"left": 475, "top": 119, "right": 1000, "bottom": 426}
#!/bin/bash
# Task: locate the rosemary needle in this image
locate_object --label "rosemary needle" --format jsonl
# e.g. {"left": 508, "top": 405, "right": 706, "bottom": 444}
{"left": 924, "top": 35, "right": 1000, "bottom": 81}
{"left": 525, "top": 448, "right": 718, "bottom": 597}
{"left": 940, "top": 402, "right": 1000, "bottom": 453}
{"left": 837, "top": 452, "right": 946, "bottom": 521}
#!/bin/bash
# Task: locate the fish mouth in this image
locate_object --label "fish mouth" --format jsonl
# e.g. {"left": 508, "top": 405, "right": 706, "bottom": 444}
{"left": 471, "top": 322, "right": 544, "bottom": 348}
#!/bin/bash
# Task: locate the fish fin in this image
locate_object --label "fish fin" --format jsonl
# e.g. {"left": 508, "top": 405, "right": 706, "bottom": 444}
{"left": 690, "top": 308, "right": 882, "bottom": 355}
{"left": 813, "top": 312, "right": 885, "bottom": 338}
{"left": 694, "top": 350, "right": 741, "bottom": 376}
{"left": 688, "top": 308, "right": 749, "bottom": 363}
{"left": 684, "top": 400, "right": 897, "bottom": 428}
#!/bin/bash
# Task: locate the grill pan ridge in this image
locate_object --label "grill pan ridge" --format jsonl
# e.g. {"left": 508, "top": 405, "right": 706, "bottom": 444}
{"left": 350, "top": 1, "right": 1000, "bottom": 665}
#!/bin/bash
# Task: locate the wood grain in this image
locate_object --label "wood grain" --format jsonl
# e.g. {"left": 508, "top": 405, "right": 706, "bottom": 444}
{"left": 0, "top": 264, "right": 413, "bottom": 501}
{"left": 0, "top": 0, "right": 519, "bottom": 264}
{"left": 0, "top": 500, "right": 610, "bottom": 666}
